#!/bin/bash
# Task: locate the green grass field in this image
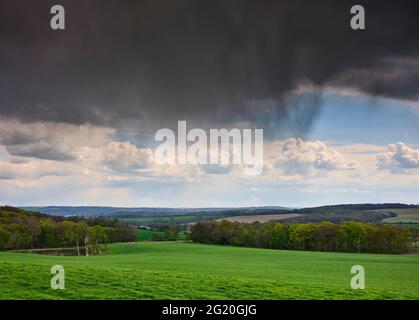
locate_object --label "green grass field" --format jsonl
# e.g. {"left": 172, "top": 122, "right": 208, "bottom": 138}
{"left": 136, "top": 229, "right": 164, "bottom": 241}
{"left": 1, "top": 242, "right": 418, "bottom": 300}
{"left": 136, "top": 230, "right": 188, "bottom": 241}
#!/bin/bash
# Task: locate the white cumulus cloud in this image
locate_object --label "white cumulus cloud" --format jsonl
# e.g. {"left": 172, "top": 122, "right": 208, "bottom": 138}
{"left": 274, "top": 138, "right": 360, "bottom": 175}
{"left": 377, "top": 142, "right": 419, "bottom": 172}
{"left": 0, "top": 118, "right": 114, "bottom": 160}
{"left": 75, "top": 141, "right": 155, "bottom": 173}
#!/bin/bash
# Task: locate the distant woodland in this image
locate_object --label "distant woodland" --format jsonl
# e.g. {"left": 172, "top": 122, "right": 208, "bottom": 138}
{"left": 191, "top": 220, "right": 419, "bottom": 254}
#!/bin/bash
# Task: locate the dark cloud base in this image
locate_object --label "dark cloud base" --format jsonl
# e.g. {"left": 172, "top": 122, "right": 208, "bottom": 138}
{"left": 1, "top": 0, "right": 419, "bottom": 135}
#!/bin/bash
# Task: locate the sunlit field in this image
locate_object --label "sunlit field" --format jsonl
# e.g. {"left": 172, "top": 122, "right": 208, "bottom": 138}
{"left": 1, "top": 242, "right": 418, "bottom": 300}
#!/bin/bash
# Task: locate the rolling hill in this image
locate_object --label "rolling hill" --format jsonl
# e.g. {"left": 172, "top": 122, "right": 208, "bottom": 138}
{"left": 1, "top": 241, "right": 419, "bottom": 299}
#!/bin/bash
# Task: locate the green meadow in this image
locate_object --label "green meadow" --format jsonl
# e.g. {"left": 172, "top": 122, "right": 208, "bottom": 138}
{"left": 136, "top": 230, "right": 188, "bottom": 241}
{"left": 136, "top": 229, "right": 164, "bottom": 241}
{"left": 0, "top": 242, "right": 418, "bottom": 300}
{"left": 117, "top": 214, "right": 200, "bottom": 225}
{"left": 382, "top": 208, "right": 419, "bottom": 223}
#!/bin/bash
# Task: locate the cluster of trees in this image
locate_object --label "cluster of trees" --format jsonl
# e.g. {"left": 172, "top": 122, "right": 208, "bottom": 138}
{"left": 291, "top": 203, "right": 418, "bottom": 214}
{"left": 161, "top": 224, "right": 181, "bottom": 241}
{"left": 145, "top": 225, "right": 182, "bottom": 241}
{"left": 0, "top": 206, "right": 137, "bottom": 254}
{"left": 190, "top": 220, "right": 418, "bottom": 254}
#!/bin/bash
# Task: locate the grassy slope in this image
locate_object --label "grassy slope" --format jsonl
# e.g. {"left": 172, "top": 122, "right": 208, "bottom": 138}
{"left": 136, "top": 230, "right": 164, "bottom": 241}
{"left": 136, "top": 230, "right": 188, "bottom": 241}
{"left": 381, "top": 208, "right": 419, "bottom": 223}
{"left": 0, "top": 242, "right": 419, "bottom": 300}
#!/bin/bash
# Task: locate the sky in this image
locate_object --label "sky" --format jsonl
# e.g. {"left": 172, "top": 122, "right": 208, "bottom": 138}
{"left": 0, "top": 0, "right": 419, "bottom": 207}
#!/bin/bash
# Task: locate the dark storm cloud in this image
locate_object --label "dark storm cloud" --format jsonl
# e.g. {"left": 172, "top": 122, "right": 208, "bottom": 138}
{"left": 1, "top": 0, "right": 419, "bottom": 134}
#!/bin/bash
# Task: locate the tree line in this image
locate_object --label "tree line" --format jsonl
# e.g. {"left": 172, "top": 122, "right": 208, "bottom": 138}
{"left": 0, "top": 206, "right": 137, "bottom": 255}
{"left": 190, "top": 220, "right": 419, "bottom": 254}
{"left": 290, "top": 203, "right": 418, "bottom": 214}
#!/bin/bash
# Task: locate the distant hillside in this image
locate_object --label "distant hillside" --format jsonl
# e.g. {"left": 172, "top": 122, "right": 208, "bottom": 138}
{"left": 14, "top": 203, "right": 419, "bottom": 230}
{"left": 291, "top": 203, "right": 419, "bottom": 214}
{"left": 21, "top": 203, "right": 418, "bottom": 217}
{"left": 22, "top": 206, "right": 290, "bottom": 217}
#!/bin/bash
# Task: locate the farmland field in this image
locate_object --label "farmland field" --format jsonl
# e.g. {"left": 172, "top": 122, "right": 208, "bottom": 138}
{"left": 112, "top": 211, "right": 293, "bottom": 226}
{"left": 380, "top": 208, "right": 419, "bottom": 223}
{"left": 136, "top": 230, "right": 188, "bottom": 241}
{"left": 0, "top": 242, "right": 419, "bottom": 300}
{"left": 216, "top": 213, "right": 300, "bottom": 223}
{"left": 136, "top": 230, "right": 164, "bottom": 241}
{"left": 117, "top": 214, "right": 199, "bottom": 225}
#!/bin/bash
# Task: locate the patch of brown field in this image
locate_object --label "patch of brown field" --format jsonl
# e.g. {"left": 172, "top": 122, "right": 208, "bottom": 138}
{"left": 217, "top": 213, "right": 300, "bottom": 223}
